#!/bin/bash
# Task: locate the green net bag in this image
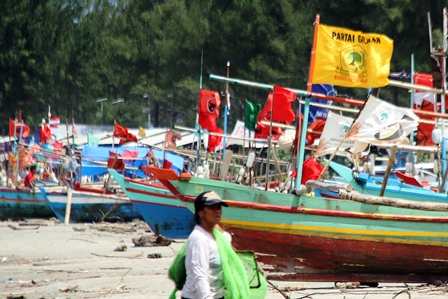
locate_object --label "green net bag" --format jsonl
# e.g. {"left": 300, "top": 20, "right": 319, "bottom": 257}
{"left": 168, "top": 229, "right": 267, "bottom": 299}
{"left": 167, "top": 243, "right": 187, "bottom": 299}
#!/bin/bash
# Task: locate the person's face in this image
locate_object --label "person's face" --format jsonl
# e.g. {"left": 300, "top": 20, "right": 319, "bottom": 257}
{"left": 199, "top": 203, "right": 223, "bottom": 226}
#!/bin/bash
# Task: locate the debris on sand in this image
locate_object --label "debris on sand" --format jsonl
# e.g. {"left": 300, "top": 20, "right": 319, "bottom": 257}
{"left": 132, "top": 234, "right": 172, "bottom": 247}
{"left": 114, "top": 244, "right": 128, "bottom": 252}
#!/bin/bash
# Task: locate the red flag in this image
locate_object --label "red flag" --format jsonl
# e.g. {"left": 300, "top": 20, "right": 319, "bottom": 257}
{"left": 272, "top": 85, "right": 296, "bottom": 123}
{"left": 38, "top": 124, "right": 52, "bottom": 143}
{"left": 198, "top": 89, "right": 224, "bottom": 152}
{"left": 413, "top": 73, "right": 437, "bottom": 146}
{"left": 254, "top": 93, "right": 283, "bottom": 140}
{"left": 107, "top": 151, "right": 125, "bottom": 170}
{"left": 113, "top": 121, "right": 128, "bottom": 138}
{"left": 208, "top": 128, "right": 223, "bottom": 152}
{"left": 306, "top": 119, "right": 326, "bottom": 146}
{"left": 163, "top": 159, "right": 173, "bottom": 169}
{"left": 123, "top": 149, "right": 139, "bottom": 162}
{"left": 113, "top": 121, "right": 137, "bottom": 145}
{"left": 9, "top": 119, "right": 30, "bottom": 138}
{"left": 72, "top": 120, "right": 78, "bottom": 136}
{"left": 49, "top": 116, "right": 60, "bottom": 128}
{"left": 301, "top": 157, "right": 324, "bottom": 185}
{"left": 123, "top": 132, "right": 138, "bottom": 144}
{"left": 289, "top": 158, "right": 323, "bottom": 181}
{"left": 198, "top": 89, "right": 221, "bottom": 131}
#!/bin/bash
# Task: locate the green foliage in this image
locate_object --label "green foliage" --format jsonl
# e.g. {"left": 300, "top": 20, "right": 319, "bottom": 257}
{"left": 0, "top": 0, "right": 445, "bottom": 134}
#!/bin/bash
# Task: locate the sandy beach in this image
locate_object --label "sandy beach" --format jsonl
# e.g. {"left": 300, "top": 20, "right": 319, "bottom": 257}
{"left": 1, "top": 219, "right": 448, "bottom": 299}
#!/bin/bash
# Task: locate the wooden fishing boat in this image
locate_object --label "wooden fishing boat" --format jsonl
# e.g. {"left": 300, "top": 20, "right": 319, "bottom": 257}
{"left": 326, "top": 161, "right": 447, "bottom": 202}
{"left": 149, "top": 167, "right": 448, "bottom": 283}
{"left": 39, "top": 184, "right": 141, "bottom": 223}
{"left": 108, "top": 169, "right": 195, "bottom": 239}
{"left": 0, "top": 187, "right": 55, "bottom": 219}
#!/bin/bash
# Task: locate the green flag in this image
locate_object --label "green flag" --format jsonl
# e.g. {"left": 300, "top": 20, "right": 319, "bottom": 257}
{"left": 245, "top": 100, "right": 262, "bottom": 131}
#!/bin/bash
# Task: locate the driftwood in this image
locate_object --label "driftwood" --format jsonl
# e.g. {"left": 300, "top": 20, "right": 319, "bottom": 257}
{"left": 339, "top": 189, "right": 448, "bottom": 212}
{"left": 8, "top": 224, "right": 39, "bottom": 230}
{"left": 91, "top": 250, "right": 144, "bottom": 259}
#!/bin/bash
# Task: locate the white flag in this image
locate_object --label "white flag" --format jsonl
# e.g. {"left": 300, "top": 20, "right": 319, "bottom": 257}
{"left": 348, "top": 95, "right": 419, "bottom": 145}
{"left": 315, "top": 112, "right": 369, "bottom": 157}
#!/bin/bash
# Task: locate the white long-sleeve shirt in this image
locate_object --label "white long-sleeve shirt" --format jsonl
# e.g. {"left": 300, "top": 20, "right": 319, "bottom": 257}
{"left": 181, "top": 226, "right": 230, "bottom": 299}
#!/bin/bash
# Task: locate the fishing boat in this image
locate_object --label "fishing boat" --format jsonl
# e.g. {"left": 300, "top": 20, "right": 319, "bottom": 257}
{"left": 149, "top": 167, "right": 448, "bottom": 283}
{"left": 39, "top": 184, "right": 141, "bottom": 223}
{"left": 321, "top": 161, "right": 448, "bottom": 202}
{"left": 108, "top": 169, "right": 195, "bottom": 239}
{"left": 0, "top": 186, "right": 55, "bottom": 219}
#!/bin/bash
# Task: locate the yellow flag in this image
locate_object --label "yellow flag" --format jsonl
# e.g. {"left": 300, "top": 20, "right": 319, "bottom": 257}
{"left": 311, "top": 24, "right": 393, "bottom": 88}
{"left": 138, "top": 127, "right": 146, "bottom": 138}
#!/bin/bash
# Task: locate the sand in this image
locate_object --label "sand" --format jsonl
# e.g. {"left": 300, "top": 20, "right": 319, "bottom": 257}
{"left": 1, "top": 219, "right": 447, "bottom": 299}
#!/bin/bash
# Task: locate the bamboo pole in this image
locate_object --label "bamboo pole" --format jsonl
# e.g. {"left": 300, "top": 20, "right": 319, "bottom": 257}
{"left": 338, "top": 188, "right": 448, "bottom": 212}
{"left": 64, "top": 186, "right": 72, "bottom": 225}
{"left": 209, "top": 75, "right": 448, "bottom": 120}
{"left": 379, "top": 145, "right": 398, "bottom": 197}
{"left": 307, "top": 14, "right": 320, "bottom": 93}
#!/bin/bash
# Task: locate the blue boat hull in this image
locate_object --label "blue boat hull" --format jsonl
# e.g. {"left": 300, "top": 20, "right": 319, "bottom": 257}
{"left": 108, "top": 169, "right": 195, "bottom": 239}
{"left": 132, "top": 199, "right": 195, "bottom": 239}
{"left": 0, "top": 188, "right": 53, "bottom": 219}
{"left": 43, "top": 191, "right": 141, "bottom": 223}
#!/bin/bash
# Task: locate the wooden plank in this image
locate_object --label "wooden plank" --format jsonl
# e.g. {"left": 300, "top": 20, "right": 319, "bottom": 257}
{"left": 220, "top": 150, "right": 233, "bottom": 180}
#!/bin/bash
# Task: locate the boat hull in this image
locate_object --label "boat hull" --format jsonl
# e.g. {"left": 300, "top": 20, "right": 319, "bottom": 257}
{"left": 0, "top": 187, "right": 54, "bottom": 219}
{"left": 43, "top": 190, "right": 141, "bottom": 223}
{"left": 109, "top": 169, "right": 195, "bottom": 239}
{"left": 149, "top": 168, "right": 448, "bottom": 282}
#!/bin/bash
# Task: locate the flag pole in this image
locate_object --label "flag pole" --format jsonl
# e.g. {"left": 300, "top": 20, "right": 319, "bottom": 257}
{"left": 295, "top": 14, "right": 320, "bottom": 188}
{"left": 223, "top": 61, "right": 230, "bottom": 159}
{"left": 71, "top": 118, "right": 76, "bottom": 145}
{"left": 242, "top": 100, "right": 247, "bottom": 165}
{"left": 441, "top": 8, "right": 447, "bottom": 188}
{"left": 265, "top": 88, "right": 275, "bottom": 190}
{"left": 410, "top": 54, "right": 415, "bottom": 170}
{"left": 195, "top": 44, "right": 204, "bottom": 173}
{"left": 12, "top": 118, "right": 17, "bottom": 154}
{"left": 15, "top": 121, "right": 24, "bottom": 186}
{"left": 307, "top": 15, "right": 320, "bottom": 94}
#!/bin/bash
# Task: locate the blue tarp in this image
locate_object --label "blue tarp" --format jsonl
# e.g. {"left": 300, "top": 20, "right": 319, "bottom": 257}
{"left": 80, "top": 145, "right": 185, "bottom": 179}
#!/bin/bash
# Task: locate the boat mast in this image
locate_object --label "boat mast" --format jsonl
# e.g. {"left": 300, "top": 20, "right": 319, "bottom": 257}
{"left": 223, "top": 61, "right": 230, "bottom": 159}
{"left": 195, "top": 44, "right": 204, "bottom": 173}
{"left": 441, "top": 8, "right": 448, "bottom": 191}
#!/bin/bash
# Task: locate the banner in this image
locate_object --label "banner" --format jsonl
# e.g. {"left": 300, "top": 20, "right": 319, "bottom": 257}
{"left": 304, "top": 84, "right": 334, "bottom": 123}
{"left": 315, "top": 112, "right": 369, "bottom": 157}
{"left": 348, "top": 96, "right": 419, "bottom": 144}
{"left": 311, "top": 24, "right": 393, "bottom": 88}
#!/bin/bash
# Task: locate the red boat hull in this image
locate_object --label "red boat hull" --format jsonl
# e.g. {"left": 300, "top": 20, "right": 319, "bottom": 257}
{"left": 227, "top": 226, "right": 448, "bottom": 282}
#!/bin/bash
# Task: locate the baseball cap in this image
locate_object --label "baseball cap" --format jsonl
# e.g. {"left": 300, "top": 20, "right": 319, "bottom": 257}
{"left": 194, "top": 191, "right": 228, "bottom": 211}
